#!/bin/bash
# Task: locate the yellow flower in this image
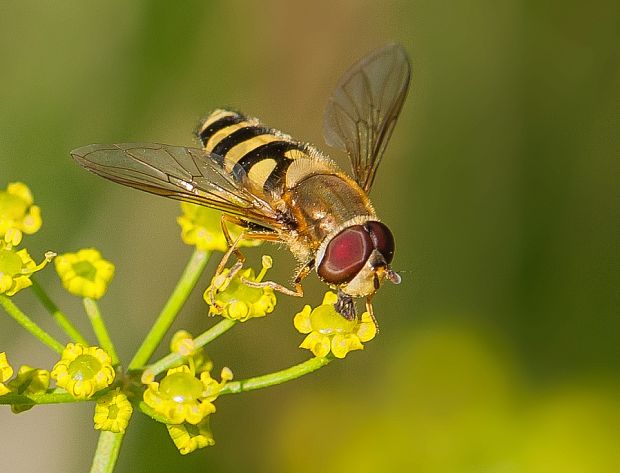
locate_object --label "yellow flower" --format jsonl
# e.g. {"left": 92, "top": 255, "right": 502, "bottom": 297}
{"left": 0, "top": 242, "right": 55, "bottom": 296}
{"left": 169, "top": 330, "right": 212, "bottom": 374}
{"left": 54, "top": 248, "right": 114, "bottom": 299}
{"left": 51, "top": 343, "right": 115, "bottom": 399}
{"left": 294, "top": 292, "right": 377, "bottom": 359}
{"left": 204, "top": 256, "right": 276, "bottom": 321}
{"left": 0, "top": 352, "right": 14, "bottom": 396}
{"left": 167, "top": 418, "right": 215, "bottom": 454}
{"left": 0, "top": 182, "right": 42, "bottom": 246}
{"left": 7, "top": 365, "right": 50, "bottom": 413}
{"left": 94, "top": 388, "right": 133, "bottom": 433}
{"left": 143, "top": 365, "right": 232, "bottom": 425}
{"left": 177, "top": 202, "right": 262, "bottom": 252}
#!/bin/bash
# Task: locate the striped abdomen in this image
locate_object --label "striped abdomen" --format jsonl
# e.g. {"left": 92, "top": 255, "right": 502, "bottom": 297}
{"left": 197, "top": 109, "right": 314, "bottom": 196}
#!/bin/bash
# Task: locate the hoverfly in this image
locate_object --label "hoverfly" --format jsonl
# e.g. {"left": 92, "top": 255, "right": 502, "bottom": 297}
{"left": 71, "top": 43, "right": 411, "bottom": 324}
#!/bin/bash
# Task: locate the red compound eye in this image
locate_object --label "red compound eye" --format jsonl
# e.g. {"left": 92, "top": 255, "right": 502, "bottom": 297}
{"left": 317, "top": 225, "right": 373, "bottom": 285}
{"left": 365, "top": 221, "right": 395, "bottom": 264}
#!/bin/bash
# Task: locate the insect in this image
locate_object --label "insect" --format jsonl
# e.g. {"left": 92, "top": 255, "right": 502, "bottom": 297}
{"left": 71, "top": 43, "right": 411, "bottom": 324}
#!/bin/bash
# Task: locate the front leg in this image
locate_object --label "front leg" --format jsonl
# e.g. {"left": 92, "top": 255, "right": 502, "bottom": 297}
{"left": 365, "top": 295, "right": 379, "bottom": 330}
{"left": 334, "top": 291, "right": 379, "bottom": 329}
{"left": 335, "top": 290, "right": 356, "bottom": 321}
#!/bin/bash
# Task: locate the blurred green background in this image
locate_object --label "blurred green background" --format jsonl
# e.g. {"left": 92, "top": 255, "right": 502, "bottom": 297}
{"left": 1, "top": 1, "right": 619, "bottom": 472}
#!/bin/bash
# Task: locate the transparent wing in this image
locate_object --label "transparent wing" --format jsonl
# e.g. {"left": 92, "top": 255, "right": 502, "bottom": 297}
{"left": 323, "top": 43, "right": 411, "bottom": 192}
{"left": 70, "top": 143, "right": 283, "bottom": 230}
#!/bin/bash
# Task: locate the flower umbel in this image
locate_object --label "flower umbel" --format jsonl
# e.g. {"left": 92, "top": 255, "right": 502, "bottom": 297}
{"left": 0, "top": 352, "right": 14, "bottom": 395}
{"left": 7, "top": 365, "right": 50, "bottom": 413}
{"left": 0, "top": 182, "right": 42, "bottom": 246}
{"left": 94, "top": 388, "right": 133, "bottom": 433}
{"left": 54, "top": 248, "right": 115, "bottom": 299}
{"left": 177, "top": 202, "right": 262, "bottom": 252}
{"left": 143, "top": 364, "right": 232, "bottom": 425}
{"left": 51, "top": 343, "right": 115, "bottom": 399}
{"left": 167, "top": 418, "right": 215, "bottom": 454}
{"left": 294, "top": 292, "right": 377, "bottom": 359}
{"left": 0, "top": 241, "right": 55, "bottom": 296}
{"left": 204, "top": 256, "right": 276, "bottom": 321}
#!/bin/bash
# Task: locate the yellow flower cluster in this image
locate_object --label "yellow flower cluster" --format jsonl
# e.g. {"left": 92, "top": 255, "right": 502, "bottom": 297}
{"left": 144, "top": 363, "right": 232, "bottom": 454}
{"left": 143, "top": 364, "right": 232, "bottom": 425}
{"left": 167, "top": 419, "right": 215, "bottom": 454}
{"left": 294, "top": 292, "right": 377, "bottom": 358}
{"left": 8, "top": 365, "right": 50, "bottom": 413}
{"left": 177, "top": 202, "right": 262, "bottom": 252}
{"left": 0, "top": 352, "right": 13, "bottom": 395}
{"left": 0, "top": 182, "right": 54, "bottom": 296}
{"left": 54, "top": 248, "right": 115, "bottom": 299}
{"left": 0, "top": 352, "right": 51, "bottom": 413}
{"left": 169, "top": 330, "right": 212, "bottom": 374}
{"left": 0, "top": 242, "right": 55, "bottom": 296}
{"left": 205, "top": 256, "right": 276, "bottom": 321}
{"left": 0, "top": 182, "right": 42, "bottom": 246}
{"left": 94, "top": 389, "right": 133, "bottom": 433}
{"left": 51, "top": 343, "right": 115, "bottom": 399}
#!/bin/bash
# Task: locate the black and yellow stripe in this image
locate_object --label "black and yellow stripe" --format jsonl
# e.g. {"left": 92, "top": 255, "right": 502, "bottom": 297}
{"left": 197, "top": 109, "right": 310, "bottom": 194}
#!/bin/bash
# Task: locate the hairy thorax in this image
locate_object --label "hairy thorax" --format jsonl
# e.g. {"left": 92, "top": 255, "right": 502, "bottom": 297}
{"left": 280, "top": 173, "right": 375, "bottom": 262}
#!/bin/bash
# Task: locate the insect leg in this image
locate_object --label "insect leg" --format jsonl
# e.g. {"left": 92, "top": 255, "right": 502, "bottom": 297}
{"left": 335, "top": 290, "right": 356, "bottom": 320}
{"left": 365, "top": 295, "right": 379, "bottom": 330}
{"left": 220, "top": 214, "right": 248, "bottom": 263}
{"left": 208, "top": 232, "right": 246, "bottom": 308}
{"left": 209, "top": 216, "right": 282, "bottom": 307}
{"left": 292, "top": 259, "right": 314, "bottom": 295}
{"left": 241, "top": 258, "right": 314, "bottom": 298}
{"left": 214, "top": 215, "right": 280, "bottom": 284}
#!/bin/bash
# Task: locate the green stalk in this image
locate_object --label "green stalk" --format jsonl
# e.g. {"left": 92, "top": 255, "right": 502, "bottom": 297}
{"left": 219, "top": 356, "right": 332, "bottom": 395}
{"left": 142, "top": 318, "right": 236, "bottom": 378}
{"left": 0, "top": 388, "right": 79, "bottom": 405}
{"left": 0, "top": 294, "right": 65, "bottom": 353}
{"left": 128, "top": 249, "right": 211, "bottom": 371}
{"left": 84, "top": 298, "right": 119, "bottom": 365}
{"left": 90, "top": 431, "right": 126, "bottom": 473}
{"left": 138, "top": 357, "right": 331, "bottom": 423}
{"left": 31, "top": 278, "right": 89, "bottom": 345}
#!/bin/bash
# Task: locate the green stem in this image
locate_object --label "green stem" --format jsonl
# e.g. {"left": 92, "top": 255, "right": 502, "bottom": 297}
{"left": 219, "top": 356, "right": 332, "bottom": 395}
{"left": 0, "top": 388, "right": 94, "bottom": 405}
{"left": 141, "top": 318, "right": 236, "bottom": 378}
{"left": 31, "top": 278, "right": 89, "bottom": 345}
{"left": 0, "top": 294, "right": 65, "bottom": 353}
{"left": 90, "top": 431, "right": 126, "bottom": 473}
{"left": 137, "top": 357, "right": 331, "bottom": 424}
{"left": 128, "top": 249, "right": 211, "bottom": 371}
{"left": 84, "top": 298, "right": 119, "bottom": 365}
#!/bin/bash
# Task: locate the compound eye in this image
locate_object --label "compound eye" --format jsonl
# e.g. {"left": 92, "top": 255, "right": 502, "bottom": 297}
{"left": 366, "top": 221, "right": 395, "bottom": 264}
{"left": 317, "top": 225, "right": 374, "bottom": 285}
